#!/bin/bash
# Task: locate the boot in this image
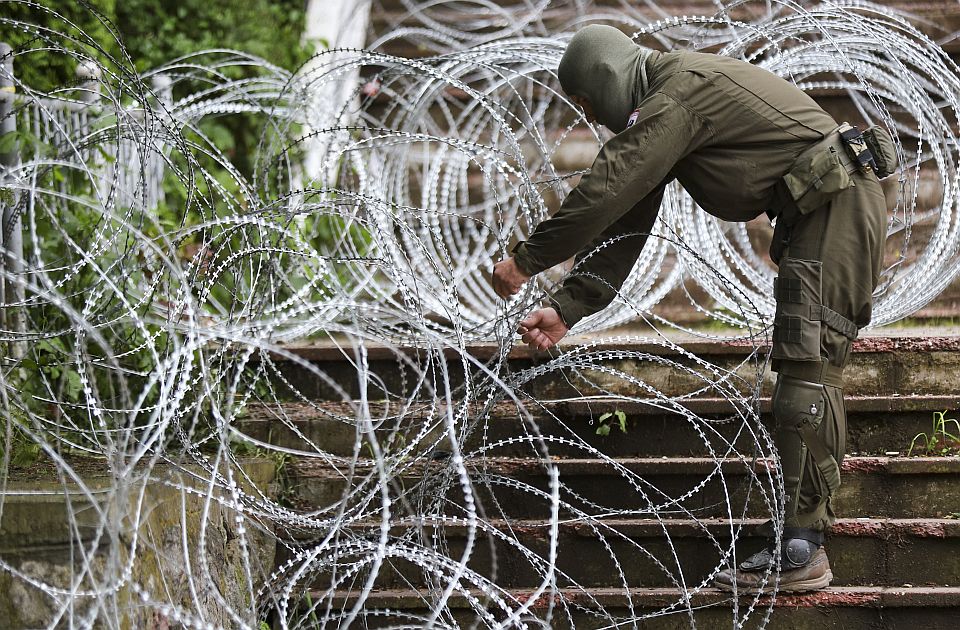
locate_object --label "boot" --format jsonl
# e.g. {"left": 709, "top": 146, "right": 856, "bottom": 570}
{"left": 713, "top": 531, "right": 833, "bottom": 593}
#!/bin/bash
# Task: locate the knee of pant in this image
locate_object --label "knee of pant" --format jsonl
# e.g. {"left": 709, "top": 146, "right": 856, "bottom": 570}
{"left": 773, "top": 374, "right": 826, "bottom": 430}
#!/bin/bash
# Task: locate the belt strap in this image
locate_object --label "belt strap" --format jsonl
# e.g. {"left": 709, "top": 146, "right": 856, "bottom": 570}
{"left": 797, "top": 419, "right": 841, "bottom": 496}
{"left": 797, "top": 125, "right": 861, "bottom": 176}
{"left": 810, "top": 304, "right": 859, "bottom": 340}
{"left": 776, "top": 359, "right": 845, "bottom": 388}
{"left": 783, "top": 526, "right": 826, "bottom": 546}
{"left": 788, "top": 419, "right": 842, "bottom": 530}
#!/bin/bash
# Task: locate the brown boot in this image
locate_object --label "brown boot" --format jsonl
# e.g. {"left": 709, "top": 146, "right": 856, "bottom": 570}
{"left": 714, "top": 545, "right": 833, "bottom": 593}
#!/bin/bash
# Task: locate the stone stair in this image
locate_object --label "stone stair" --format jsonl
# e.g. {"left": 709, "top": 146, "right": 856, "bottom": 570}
{"left": 251, "top": 330, "right": 960, "bottom": 628}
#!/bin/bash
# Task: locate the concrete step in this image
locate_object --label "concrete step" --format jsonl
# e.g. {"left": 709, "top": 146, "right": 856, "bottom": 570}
{"left": 0, "top": 459, "right": 277, "bottom": 629}
{"left": 279, "top": 517, "right": 960, "bottom": 590}
{"left": 287, "top": 456, "right": 960, "bottom": 520}
{"left": 265, "top": 332, "right": 960, "bottom": 624}
{"left": 296, "top": 585, "right": 960, "bottom": 629}
{"left": 240, "top": 394, "right": 960, "bottom": 458}
{"left": 265, "top": 335, "right": 960, "bottom": 401}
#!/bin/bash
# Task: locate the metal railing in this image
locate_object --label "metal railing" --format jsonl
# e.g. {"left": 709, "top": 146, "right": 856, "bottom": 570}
{"left": 1, "top": 42, "right": 25, "bottom": 358}
{"left": 0, "top": 42, "right": 177, "bottom": 360}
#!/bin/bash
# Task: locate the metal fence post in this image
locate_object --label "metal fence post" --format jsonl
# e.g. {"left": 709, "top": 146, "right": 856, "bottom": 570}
{"left": 0, "top": 42, "right": 26, "bottom": 360}
{"left": 76, "top": 59, "right": 101, "bottom": 103}
{"left": 151, "top": 73, "right": 173, "bottom": 109}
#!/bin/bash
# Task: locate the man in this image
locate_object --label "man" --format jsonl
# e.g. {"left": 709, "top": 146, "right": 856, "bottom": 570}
{"left": 491, "top": 24, "right": 890, "bottom": 592}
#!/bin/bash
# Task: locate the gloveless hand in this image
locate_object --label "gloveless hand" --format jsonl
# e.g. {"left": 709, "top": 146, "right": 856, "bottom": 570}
{"left": 492, "top": 257, "right": 531, "bottom": 298}
{"left": 517, "top": 307, "right": 569, "bottom": 351}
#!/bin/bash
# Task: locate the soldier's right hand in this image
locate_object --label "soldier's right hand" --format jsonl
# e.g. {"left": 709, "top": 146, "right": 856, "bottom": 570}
{"left": 517, "top": 307, "right": 569, "bottom": 351}
{"left": 492, "top": 257, "right": 531, "bottom": 298}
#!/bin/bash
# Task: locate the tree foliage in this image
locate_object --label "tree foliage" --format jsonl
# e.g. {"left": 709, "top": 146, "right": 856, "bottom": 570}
{"left": 0, "top": 1, "right": 317, "bottom": 429}
{"left": 114, "top": 0, "right": 313, "bottom": 72}
{"left": 1, "top": 0, "right": 313, "bottom": 87}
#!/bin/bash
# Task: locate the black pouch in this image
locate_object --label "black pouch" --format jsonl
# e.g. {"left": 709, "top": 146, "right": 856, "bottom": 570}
{"left": 769, "top": 217, "right": 790, "bottom": 265}
{"left": 782, "top": 146, "right": 853, "bottom": 214}
{"left": 862, "top": 126, "right": 898, "bottom": 179}
{"left": 772, "top": 257, "right": 823, "bottom": 362}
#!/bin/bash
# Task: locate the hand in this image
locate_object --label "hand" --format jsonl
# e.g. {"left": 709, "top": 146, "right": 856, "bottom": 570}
{"left": 517, "top": 307, "right": 569, "bottom": 351}
{"left": 492, "top": 257, "right": 531, "bottom": 298}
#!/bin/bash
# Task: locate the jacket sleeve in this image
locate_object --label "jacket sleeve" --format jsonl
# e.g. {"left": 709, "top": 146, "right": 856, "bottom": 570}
{"left": 548, "top": 182, "right": 666, "bottom": 327}
{"left": 513, "top": 90, "right": 707, "bottom": 276}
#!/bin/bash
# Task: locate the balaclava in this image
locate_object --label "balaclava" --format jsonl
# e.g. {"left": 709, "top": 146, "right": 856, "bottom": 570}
{"left": 557, "top": 25, "right": 654, "bottom": 134}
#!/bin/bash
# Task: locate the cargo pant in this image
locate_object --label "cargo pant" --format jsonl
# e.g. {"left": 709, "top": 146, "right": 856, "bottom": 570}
{"left": 770, "top": 168, "right": 887, "bottom": 532}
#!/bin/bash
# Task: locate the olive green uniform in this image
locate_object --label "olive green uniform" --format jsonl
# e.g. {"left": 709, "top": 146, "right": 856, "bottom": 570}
{"left": 515, "top": 49, "right": 888, "bottom": 532}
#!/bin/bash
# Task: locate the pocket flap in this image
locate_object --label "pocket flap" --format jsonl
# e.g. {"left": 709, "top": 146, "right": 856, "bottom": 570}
{"left": 783, "top": 148, "right": 853, "bottom": 214}
{"left": 863, "top": 126, "right": 899, "bottom": 179}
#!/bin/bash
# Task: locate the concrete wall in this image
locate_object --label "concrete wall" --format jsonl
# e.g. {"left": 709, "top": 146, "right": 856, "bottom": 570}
{"left": 0, "top": 458, "right": 276, "bottom": 629}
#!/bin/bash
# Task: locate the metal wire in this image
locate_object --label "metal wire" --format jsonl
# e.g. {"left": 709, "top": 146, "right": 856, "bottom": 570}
{"left": 0, "top": 1, "right": 957, "bottom": 628}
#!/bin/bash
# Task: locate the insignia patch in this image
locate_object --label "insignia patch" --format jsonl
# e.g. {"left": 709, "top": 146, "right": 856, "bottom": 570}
{"left": 626, "top": 108, "right": 640, "bottom": 128}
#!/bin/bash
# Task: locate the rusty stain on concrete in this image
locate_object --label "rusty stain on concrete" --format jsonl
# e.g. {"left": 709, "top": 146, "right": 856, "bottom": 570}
{"left": 772, "top": 589, "right": 884, "bottom": 607}
{"left": 852, "top": 336, "right": 960, "bottom": 353}
{"left": 513, "top": 592, "right": 562, "bottom": 608}
{"left": 841, "top": 457, "right": 888, "bottom": 473}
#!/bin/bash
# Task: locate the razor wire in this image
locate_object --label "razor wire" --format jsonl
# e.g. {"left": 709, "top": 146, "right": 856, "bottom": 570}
{"left": 0, "top": 1, "right": 957, "bottom": 629}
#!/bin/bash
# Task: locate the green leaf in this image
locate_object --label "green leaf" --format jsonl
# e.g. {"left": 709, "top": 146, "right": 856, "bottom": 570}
{"left": 11, "top": 441, "right": 40, "bottom": 467}
{"left": 598, "top": 412, "right": 612, "bottom": 423}
{"left": 595, "top": 423, "right": 611, "bottom": 437}
{"left": 38, "top": 338, "right": 67, "bottom": 354}
{"left": 615, "top": 410, "right": 628, "bottom": 433}
{"left": 65, "top": 371, "right": 83, "bottom": 401}
{"left": 0, "top": 131, "right": 19, "bottom": 155}
{"left": 92, "top": 113, "right": 118, "bottom": 131}
{"left": 96, "top": 145, "right": 117, "bottom": 164}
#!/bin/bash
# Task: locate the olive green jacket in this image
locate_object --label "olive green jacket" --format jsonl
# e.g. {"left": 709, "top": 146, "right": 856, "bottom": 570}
{"left": 513, "top": 50, "right": 838, "bottom": 326}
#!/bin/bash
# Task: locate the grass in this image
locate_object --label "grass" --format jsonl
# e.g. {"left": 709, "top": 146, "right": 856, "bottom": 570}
{"left": 907, "top": 410, "right": 960, "bottom": 456}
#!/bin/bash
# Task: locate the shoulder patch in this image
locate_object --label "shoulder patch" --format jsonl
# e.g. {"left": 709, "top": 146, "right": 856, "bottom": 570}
{"left": 626, "top": 108, "right": 641, "bottom": 128}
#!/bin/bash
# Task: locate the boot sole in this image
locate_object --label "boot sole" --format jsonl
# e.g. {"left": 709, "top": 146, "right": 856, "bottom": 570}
{"left": 713, "top": 569, "right": 833, "bottom": 594}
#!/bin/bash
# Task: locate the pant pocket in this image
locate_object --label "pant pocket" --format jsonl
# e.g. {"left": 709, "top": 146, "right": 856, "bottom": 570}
{"left": 773, "top": 257, "right": 823, "bottom": 362}
{"left": 783, "top": 146, "right": 854, "bottom": 213}
{"left": 814, "top": 452, "right": 841, "bottom": 494}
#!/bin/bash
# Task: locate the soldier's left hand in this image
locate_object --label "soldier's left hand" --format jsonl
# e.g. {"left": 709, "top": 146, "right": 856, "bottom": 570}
{"left": 492, "top": 257, "right": 531, "bottom": 298}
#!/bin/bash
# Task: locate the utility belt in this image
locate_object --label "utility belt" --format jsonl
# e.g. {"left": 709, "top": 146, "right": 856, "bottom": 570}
{"left": 767, "top": 122, "right": 897, "bottom": 225}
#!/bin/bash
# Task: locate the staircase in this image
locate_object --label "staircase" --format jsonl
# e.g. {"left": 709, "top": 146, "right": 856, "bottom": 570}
{"left": 244, "top": 329, "right": 960, "bottom": 628}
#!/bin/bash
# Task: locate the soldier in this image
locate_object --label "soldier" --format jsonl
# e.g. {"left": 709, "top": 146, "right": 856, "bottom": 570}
{"left": 491, "top": 24, "right": 893, "bottom": 592}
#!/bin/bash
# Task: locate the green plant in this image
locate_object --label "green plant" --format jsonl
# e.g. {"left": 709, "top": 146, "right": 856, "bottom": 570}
{"left": 270, "top": 450, "right": 295, "bottom": 507}
{"left": 302, "top": 591, "right": 320, "bottom": 627}
{"left": 907, "top": 410, "right": 960, "bottom": 456}
{"left": 364, "top": 432, "right": 407, "bottom": 460}
{"left": 595, "top": 410, "right": 628, "bottom": 437}
{"left": 1, "top": 426, "right": 41, "bottom": 468}
{"left": 0, "top": 1, "right": 324, "bottom": 448}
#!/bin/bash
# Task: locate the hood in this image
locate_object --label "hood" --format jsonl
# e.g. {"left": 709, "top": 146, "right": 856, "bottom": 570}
{"left": 558, "top": 25, "right": 654, "bottom": 133}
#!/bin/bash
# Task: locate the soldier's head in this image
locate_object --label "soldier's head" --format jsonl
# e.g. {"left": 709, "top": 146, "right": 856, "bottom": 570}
{"left": 558, "top": 25, "right": 653, "bottom": 133}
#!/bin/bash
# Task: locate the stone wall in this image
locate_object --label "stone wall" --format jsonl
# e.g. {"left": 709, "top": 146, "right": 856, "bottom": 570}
{"left": 0, "top": 458, "right": 276, "bottom": 629}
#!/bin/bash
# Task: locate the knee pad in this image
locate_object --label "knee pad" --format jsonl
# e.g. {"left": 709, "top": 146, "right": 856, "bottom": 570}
{"left": 773, "top": 374, "right": 826, "bottom": 430}
{"left": 782, "top": 537, "right": 818, "bottom": 569}
{"left": 782, "top": 526, "right": 825, "bottom": 569}
{"left": 773, "top": 375, "right": 841, "bottom": 527}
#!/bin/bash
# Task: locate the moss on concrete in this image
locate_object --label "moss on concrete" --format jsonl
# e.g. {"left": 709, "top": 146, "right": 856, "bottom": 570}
{"left": 0, "top": 458, "right": 276, "bottom": 629}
